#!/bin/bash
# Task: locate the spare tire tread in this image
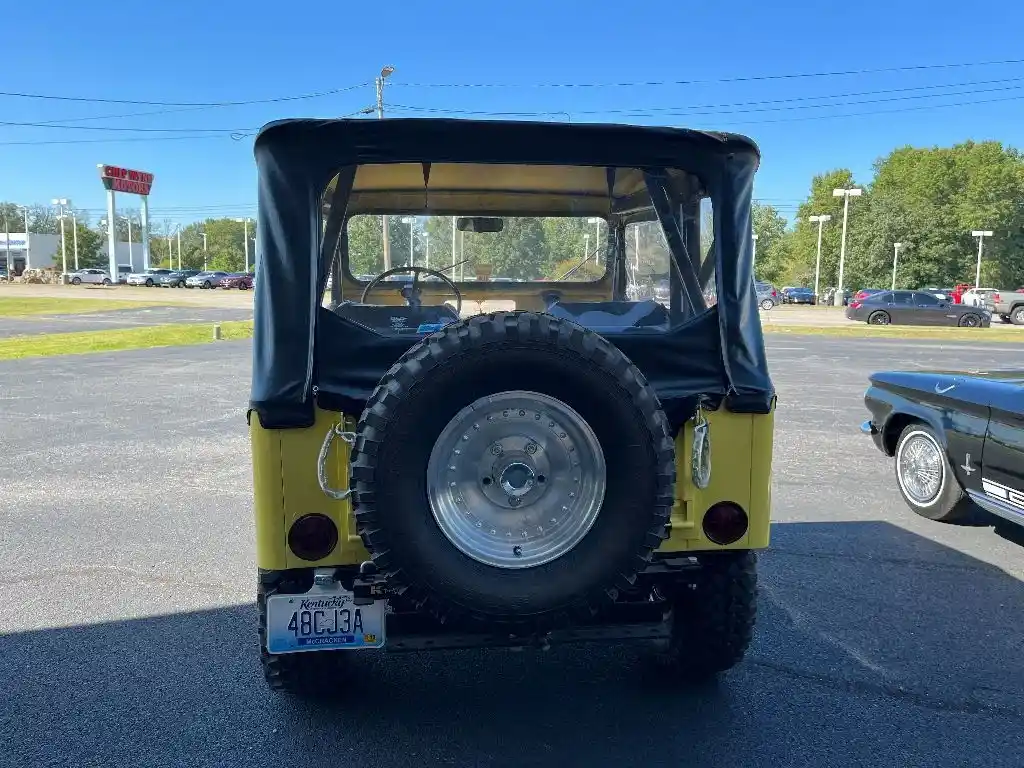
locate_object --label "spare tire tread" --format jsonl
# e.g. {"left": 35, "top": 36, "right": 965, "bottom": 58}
{"left": 350, "top": 311, "right": 675, "bottom": 629}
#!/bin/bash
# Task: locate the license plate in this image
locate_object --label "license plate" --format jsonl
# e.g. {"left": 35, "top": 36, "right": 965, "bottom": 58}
{"left": 265, "top": 589, "right": 386, "bottom": 654}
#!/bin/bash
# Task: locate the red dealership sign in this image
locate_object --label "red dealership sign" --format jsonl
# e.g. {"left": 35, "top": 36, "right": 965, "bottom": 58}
{"left": 99, "top": 164, "right": 155, "bottom": 195}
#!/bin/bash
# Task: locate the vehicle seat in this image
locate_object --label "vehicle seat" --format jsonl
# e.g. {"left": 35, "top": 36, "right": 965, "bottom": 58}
{"left": 543, "top": 299, "right": 670, "bottom": 331}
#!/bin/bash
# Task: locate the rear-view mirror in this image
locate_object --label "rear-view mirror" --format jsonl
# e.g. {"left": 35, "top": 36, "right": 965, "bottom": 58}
{"left": 457, "top": 216, "right": 504, "bottom": 233}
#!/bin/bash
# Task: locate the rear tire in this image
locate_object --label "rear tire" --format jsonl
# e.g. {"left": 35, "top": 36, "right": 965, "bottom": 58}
{"left": 660, "top": 551, "right": 757, "bottom": 680}
{"left": 868, "top": 310, "right": 890, "bottom": 325}
{"left": 146, "top": 278, "right": 154, "bottom": 287}
{"left": 1011, "top": 306, "right": 1024, "bottom": 326}
{"left": 102, "top": 278, "right": 111, "bottom": 286}
{"left": 893, "top": 423, "right": 967, "bottom": 522}
{"left": 759, "top": 298, "right": 774, "bottom": 311}
{"left": 258, "top": 572, "right": 351, "bottom": 695}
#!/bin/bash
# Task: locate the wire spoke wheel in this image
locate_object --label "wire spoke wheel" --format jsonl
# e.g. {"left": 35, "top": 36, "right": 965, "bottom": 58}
{"left": 426, "top": 390, "right": 606, "bottom": 569}
{"left": 897, "top": 433, "right": 944, "bottom": 505}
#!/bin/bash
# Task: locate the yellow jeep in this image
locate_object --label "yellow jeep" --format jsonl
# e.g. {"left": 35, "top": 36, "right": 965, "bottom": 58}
{"left": 248, "top": 117, "right": 775, "bottom": 693}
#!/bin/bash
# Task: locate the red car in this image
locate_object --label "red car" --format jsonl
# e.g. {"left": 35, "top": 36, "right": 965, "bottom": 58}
{"left": 219, "top": 273, "right": 254, "bottom": 290}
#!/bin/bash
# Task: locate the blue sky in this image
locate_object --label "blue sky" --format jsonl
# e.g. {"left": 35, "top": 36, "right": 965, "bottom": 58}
{"left": 2, "top": 0, "right": 1022, "bottom": 230}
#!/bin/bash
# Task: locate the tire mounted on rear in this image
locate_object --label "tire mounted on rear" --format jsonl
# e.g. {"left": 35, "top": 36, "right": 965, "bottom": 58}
{"left": 350, "top": 311, "right": 676, "bottom": 630}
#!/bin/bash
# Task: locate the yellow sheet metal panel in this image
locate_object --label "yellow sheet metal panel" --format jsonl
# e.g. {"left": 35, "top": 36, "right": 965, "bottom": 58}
{"left": 250, "top": 407, "right": 370, "bottom": 570}
{"left": 250, "top": 419, "right": 287, "bottom": 570}
{"left": 660, "top": 406, "right": 773, "bottom": 553}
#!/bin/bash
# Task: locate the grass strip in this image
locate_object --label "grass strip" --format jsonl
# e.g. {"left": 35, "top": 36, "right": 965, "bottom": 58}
{"left": 0, "top": 297, "right": 160, "bottom": 317}
{"left": 0, "top": 320, "right": 254, "bottom": 360}
{"left": 762, "top": 323, "right": 1023, "bottom": 343}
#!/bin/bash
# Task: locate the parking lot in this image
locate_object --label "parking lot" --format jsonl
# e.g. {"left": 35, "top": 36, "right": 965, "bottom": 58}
{"left": 1, "top": 330, "right": 1022, "bottom": 768}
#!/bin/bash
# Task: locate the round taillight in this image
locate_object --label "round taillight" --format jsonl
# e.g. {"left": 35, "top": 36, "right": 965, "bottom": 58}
{"left": 702, "top": 502, "right": 749, "bottom": 545}
{"left": 288, "top": 514, "right": 339, "bottom": 561}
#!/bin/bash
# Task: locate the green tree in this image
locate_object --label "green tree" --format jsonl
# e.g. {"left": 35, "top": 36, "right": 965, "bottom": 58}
{"left": 750, "top": 202, "right": 791, "bottom": 284}
{"left": 783, "top": 169, "right": 863, "bottom": 289}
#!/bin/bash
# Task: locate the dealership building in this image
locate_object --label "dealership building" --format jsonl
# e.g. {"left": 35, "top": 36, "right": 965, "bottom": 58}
{"left": 0, "top": 233, "right": 154, "bottom": 275}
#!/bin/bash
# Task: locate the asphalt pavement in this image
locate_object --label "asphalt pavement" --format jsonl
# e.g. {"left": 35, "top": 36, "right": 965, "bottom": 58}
{"left": 1, "top": 336, "right": 1023, "bottom": 768}
{"left": 0, "top": 305, "right": 253, "bottom": 337}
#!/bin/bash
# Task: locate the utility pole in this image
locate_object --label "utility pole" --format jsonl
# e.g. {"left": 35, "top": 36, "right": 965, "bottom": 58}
{"left": 167, "top": 226, "right": 173, "bottom": 268}
{"left": 751, "top": 233, "right": 759, "bottom": 265}
{"left": 808, "top": 214, "right": 831, "bottom": 301}
{"left": 971, "top": 230, "right": 993, "bottom": 289}
{"left": 377, "top": 65, "right": 395, "bottom": 272}
{"left": 832, "top": 187, "right": 862, "bottom": 305}
{"left": 176, "top": 228, "right": 182, "bottom": 270}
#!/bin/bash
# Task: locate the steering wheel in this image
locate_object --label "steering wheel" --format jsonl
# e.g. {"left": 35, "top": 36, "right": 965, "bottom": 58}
{"left": 361, "top": 266, "right": 463, "bottom": 316}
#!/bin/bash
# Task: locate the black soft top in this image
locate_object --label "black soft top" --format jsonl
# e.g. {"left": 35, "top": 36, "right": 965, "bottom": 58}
{"left": 250, "top": 118, "right": 773, "bottom": 429}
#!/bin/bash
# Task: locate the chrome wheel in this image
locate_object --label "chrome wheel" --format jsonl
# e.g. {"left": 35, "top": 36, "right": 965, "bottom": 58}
{"left": 426, "top": 390, "right": 606, "bottom": 569}
{"left": 896, "top": 431, "right": 944, "bottom": 506}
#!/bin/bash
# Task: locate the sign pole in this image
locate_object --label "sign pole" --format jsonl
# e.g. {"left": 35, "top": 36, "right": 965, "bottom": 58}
{"left": 106, "top": 188, "right": 118, "bottom": 283}
{"left": 141, "top": 195, "right": 151, "bottom": 271}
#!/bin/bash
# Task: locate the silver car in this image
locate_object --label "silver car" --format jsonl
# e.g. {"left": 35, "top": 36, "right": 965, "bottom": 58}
{"left": 755, "top": 281, "right": 779, "bottom": 310}
{"left": 127, "top": 268, "right": 173, "bottom": 286}
{"left": 185, "top": 270, "right": 231, "bottom": 289}
{"left": 67, "top": 268, "right": 112, "bottom": 286}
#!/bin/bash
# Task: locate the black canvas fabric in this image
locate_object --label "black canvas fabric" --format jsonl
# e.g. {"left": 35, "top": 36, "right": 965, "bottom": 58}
{"left": 248, "top": 118, "right": 774, "bottom": 431}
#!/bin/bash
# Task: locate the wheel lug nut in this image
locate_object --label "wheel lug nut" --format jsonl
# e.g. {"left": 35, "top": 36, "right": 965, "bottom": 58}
{"left": 525, "top": 443, "right": 538, "bottom": 455}
{"left": 490, "top": 443, "right": 503, "bottom": 456}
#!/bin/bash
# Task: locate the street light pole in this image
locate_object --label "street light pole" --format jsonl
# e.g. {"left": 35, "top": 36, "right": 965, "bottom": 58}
{"left": 891, "top": 242, "right": 903, "bottom": 291}
{"left": 72, "top": 210, "right": 79, "bottom": 270}
{"left": 199, "top": 231, "right": 208, "bottom": 270}
{"left": 971, "top": 230, "right": 993, "bottom": 289}
{"left": 176, "top": 228, "right": 182, "bottom": 270}
{"left": 235, "top": 218, "right": 251, "bottom": 272}
{"left": 808, "top": 214, "right": 831, "bottom": 301}
{"left": 21, "top": 206, "right": 30, "bottom": 270}
{"left": 401, "top": 217, "right": 415, "bottom": 266}
{"left": 831, "top": 187, "right": 862, "bottom": 305}
{"left": 751, "top": 233, "right": 759, "bottom": 264}
{"left": 166, "top": 225, "right": 173, "bottom": 268}
{"left": 51, "top": 198, "right": 68, "bottom": 275}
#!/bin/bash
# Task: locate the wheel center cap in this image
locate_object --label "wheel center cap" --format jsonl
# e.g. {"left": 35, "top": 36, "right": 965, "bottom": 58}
{"left": 499, "top": 462, "right": 536, "bottom": 497}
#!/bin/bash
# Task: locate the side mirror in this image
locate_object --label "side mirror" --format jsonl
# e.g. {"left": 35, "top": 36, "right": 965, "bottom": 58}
{"left": 457, "top": 216, "right": 504, "bottom": 233}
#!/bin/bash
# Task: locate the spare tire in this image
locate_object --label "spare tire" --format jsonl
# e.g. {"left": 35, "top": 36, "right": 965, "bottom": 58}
{"left": 350, "top": 311, "right": 675, "bottom": 629}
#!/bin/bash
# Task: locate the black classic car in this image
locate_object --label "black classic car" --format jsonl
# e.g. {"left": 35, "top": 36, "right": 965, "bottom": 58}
{"left": 860, "top": 369, "right": 1024, "bottom": 533}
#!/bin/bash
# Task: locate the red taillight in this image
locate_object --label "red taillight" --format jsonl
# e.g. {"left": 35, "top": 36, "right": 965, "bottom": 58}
{"left": 288, "top": 514, "right": 339, "bottom": 561}
{"left": 849, "top": 300, "right": 862, "bottom": 309}
{"left": 993, "top": 293, "right": 1001, "bottom": 302}
{"left": 771, "top": 290, "right": 777, "bottom": 298}
{"left": 702, "top": 502, "right": 749, "bottom": 545}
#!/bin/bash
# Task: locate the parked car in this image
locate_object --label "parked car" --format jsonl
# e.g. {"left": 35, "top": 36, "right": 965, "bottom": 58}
{"left": 961, "top": 288, "right": 998, "bottom": 308}
{"left": 67, "top": 268, "right": 112, "bottom": 286}
{"left": 860, "top": 368, "right": 1024, "bottom": 535}
{"left": 754, "top": 281, "right": 778, "bottom": 310}
{"left": 845, "top": 289, "right": 991, "bottom": 327}
{"left": 127, "top": 268, "right": 174, "bottom": 286}
{"left": 985, "top": 290, "right": 1024, "bottom": 325}
{"left": 185, "top": 270, "right": 231, "bottom": 289}
{"left": 219, "top": 273, "right": 254, "bottom": 290}
{"left": 157, "top": 269, "right": 200, "bottom": 288}
{"left": 785, "top": 287, "right": 816, "bottom": 305}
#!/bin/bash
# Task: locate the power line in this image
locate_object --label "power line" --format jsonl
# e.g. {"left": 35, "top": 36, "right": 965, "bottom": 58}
{"left": 393, "top": 58, "right": 1024, "bottom": 88}
{"left": 0, "top": 82, "right": 371, "bottom": 107}
{"left": 388, "top": 80, "right": 1024, "bottom": 121}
